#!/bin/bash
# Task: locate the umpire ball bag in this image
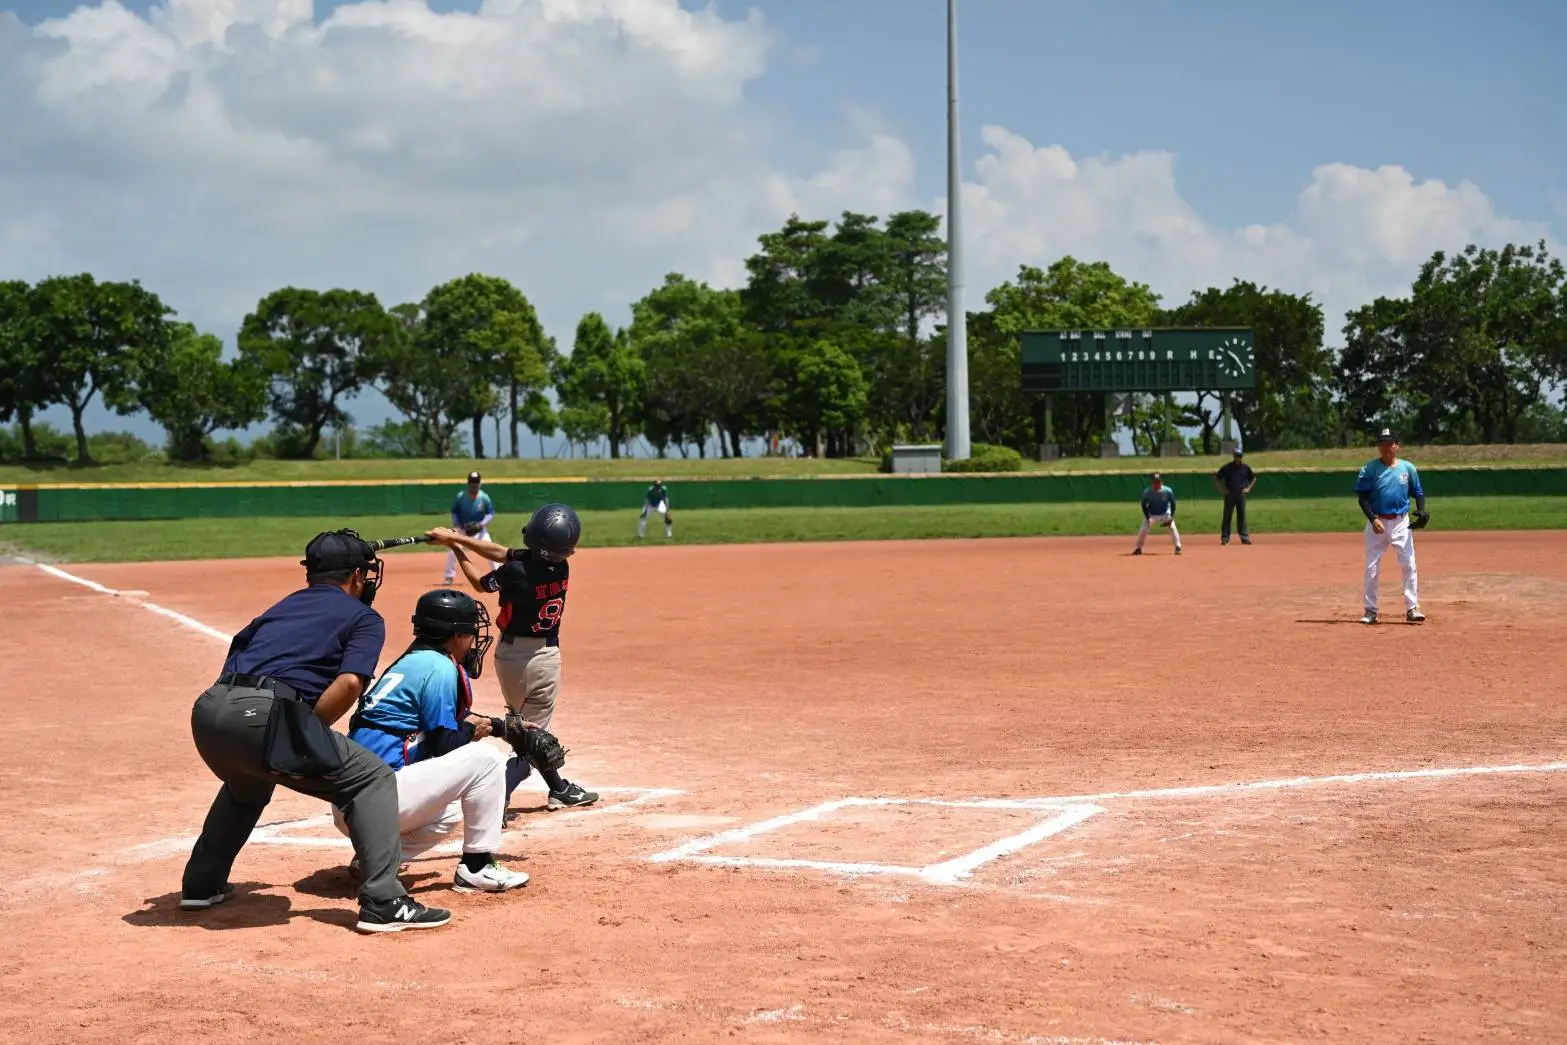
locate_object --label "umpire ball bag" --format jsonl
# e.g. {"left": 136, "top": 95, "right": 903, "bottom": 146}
{"left": 262, "top": 691, "right": 346, "bottom": 777}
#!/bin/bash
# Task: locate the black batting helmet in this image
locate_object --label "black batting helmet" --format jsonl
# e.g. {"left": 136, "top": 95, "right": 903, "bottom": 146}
{"left": 524, "top": 503, "right": 581, "bottom": 562}
{"left": 411, "top": 588, "right": 493, "bottom": 678}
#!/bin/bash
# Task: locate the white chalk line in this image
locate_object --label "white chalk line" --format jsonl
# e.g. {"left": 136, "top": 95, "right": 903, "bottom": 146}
{"left": 648, "top": 760, "right": 1567, "bottom": 885}
{"left": 31, "top": 560, "right": 235, "bottom": 643}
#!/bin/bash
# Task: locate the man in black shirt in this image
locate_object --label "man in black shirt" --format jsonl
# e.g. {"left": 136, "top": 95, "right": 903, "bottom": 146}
{"left": 429, "top": 503, "right": 599, "bottom": 811}
{"left": 181, "top": 530, "right": 450, "bottom": 933}
{"left": 1213, "top": 448, "right": 1256, "bottom": 545}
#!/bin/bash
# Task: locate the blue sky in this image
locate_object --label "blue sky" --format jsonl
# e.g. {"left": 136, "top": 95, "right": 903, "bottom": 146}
{"left": 4, "top": 0, "right": 1563, "bottom": 452}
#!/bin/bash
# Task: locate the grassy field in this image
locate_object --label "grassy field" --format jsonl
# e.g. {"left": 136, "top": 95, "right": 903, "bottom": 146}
{"left": 4, "top": 497, "right": 1564, "bottom": 563}
{"left": 2, "top": 443, "right": 1566, "bottom": 486}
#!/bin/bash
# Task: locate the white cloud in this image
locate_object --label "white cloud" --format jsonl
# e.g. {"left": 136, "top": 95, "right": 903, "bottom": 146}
{"left": 0, "top": 0, "right": 1556, "bottom": 398}
{"left": 945, "top": 126, "right": 1556, "bottom": 337}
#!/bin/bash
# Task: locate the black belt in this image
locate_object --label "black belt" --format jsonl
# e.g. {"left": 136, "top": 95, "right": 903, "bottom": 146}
{"left": 216, "top": 673, "right": 300, "bottom": 701}
{"left": 501, "top": 633, "right": 559, "bottom": 647}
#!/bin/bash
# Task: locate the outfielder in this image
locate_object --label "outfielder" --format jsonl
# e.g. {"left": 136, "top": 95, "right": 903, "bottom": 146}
{"left": 444, "top": 471, "right": 496, "bottom": 585}
{"left": 428, "top": 503, "right": 599, "bottom": 810}
{"left": 1133, "top": 473, "right": 1182, "bottom": 555}
{"left": 1355, "top": 428, "right": 1428, "bottom": 624}
{"left": 637, "top": 479, "right": 673, "bottom": 540}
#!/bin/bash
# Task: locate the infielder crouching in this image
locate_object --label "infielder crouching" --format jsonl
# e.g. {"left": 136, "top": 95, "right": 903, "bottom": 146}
{"left": 1355, "top": 427, "right": 1428, "bottom": 624}
{"left": 428, "top": 504, "right": 599, "bottom": 811}
{"left": 337, "top": 588, "right": 531, "bottom": 892}
{"left": 637, "top": 479, "right": 673, "bottom": 540}
{"left": 1133, "top": 473, "right": 1182, "bottom": 556}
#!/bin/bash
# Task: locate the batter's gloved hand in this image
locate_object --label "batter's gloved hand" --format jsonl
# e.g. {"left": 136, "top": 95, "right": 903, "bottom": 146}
{"left": 498, "top": 713, "right": 567, "bottom": 771}
{"left": 1411, "top": 510, "right": 1430, "bottom": 529}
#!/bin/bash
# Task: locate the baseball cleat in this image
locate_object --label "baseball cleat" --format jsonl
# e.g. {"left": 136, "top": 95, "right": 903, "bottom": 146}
{"left": 547, "top": 782, "right": 600, "bottom": 809}
{"left": 453, "top": 860, "right": 530, "bottom": 893}
{"left": 1132, "top": 548, "right": 1143, "bottom": 556}
{"left": 1240, "top": 537, "right": 1252, "bottom": 545}
{"left": 180, "top": 883, "right": 236, "bottom": 910}
{"left": 355, "top": 895, "right": 451, "bottom": 933}
{"left": 1406, "top": 608, "right": 1426, "bottom": 623}
{"left": 1359, "top": 610, "right": 1378, "bottom": 625}
{"left": 1175, "top": 546, "right": 1183, "bottom": 555}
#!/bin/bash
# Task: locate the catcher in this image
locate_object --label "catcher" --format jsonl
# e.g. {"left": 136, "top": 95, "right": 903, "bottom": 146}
{"left": 443, "top": 471, "right": 497, "bottom": 585}
{"left": 1133, "top": 472, "right": 1183, "bottom": 556}
{"left": 338, "top": 588, "right": 571, "bottom": 891}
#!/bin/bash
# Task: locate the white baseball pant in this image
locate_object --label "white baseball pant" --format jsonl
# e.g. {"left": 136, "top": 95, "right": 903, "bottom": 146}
{"left": 1363, "top": 514, "right": 1418, "bottom": 614}
{"left": 1135, "top": 514, "right": 1181, "bottom": 551}
{"left": 333, "top": 742, "right": 530, "bottom": 860}
{"left": 637, "top": 501, "right": 671, "bottom": 538}
{"left": 444, "top": 528, "right": 498, "bottom": 582}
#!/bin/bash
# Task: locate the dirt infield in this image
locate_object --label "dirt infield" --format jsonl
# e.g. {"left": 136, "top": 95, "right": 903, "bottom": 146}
{"left": 1, "top": 531, "right": 1564, "bottom": 1044}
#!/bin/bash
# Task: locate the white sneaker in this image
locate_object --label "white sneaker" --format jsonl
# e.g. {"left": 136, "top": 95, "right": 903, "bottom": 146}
{"left": 453, "top": 859, "right": 530, "bottom": 893}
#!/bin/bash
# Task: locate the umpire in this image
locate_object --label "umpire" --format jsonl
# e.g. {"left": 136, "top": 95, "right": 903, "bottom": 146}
{"left": 180, "top": 529, "right": 450, "bottom": 934}
{"left": 1214, "top": 448, "right": 1256, "bottom": 545}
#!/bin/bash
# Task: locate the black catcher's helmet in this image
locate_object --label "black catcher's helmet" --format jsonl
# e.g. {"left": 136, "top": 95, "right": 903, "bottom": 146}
{"left": 411, "top": 588, "right": 493, "bottom": 678}
{"left": 523, "top": 503, "right": 581, "bottom": 563}
{"left": 302, "top": 528, "right": 383, "bottom": 606}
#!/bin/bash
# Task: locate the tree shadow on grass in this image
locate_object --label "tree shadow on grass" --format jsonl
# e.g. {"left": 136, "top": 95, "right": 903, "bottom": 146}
{"left": 123, "top": 882, "right": 358, "bottom": 932}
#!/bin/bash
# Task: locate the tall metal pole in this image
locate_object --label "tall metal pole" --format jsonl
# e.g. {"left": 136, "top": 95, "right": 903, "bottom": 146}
{"left": 944, "top": 0, "right": 970, "bottom": 460}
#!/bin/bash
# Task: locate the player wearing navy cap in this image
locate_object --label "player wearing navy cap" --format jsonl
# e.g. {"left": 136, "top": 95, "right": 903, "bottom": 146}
{"left": 1355, "top": 428, "right": 1429, "bottom": 624}
{"left": 1133, "top": 473, "right": 1182, "bottom": 556}
{"left": 180, "top": 529, "right": 451, "bottom": 933}
{"left": 444, "top": 471, "right": 496, "bottom": 585}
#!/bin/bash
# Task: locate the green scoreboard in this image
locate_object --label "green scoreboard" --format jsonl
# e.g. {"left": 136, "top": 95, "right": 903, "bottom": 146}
{"left": 1020, "top": 327, "right": 1256, "bottom": 393}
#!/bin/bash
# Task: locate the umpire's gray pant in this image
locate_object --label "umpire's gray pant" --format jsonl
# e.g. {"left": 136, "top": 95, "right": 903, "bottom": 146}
{"left": 182, "top": 683, "right": 405, "bottom": 906}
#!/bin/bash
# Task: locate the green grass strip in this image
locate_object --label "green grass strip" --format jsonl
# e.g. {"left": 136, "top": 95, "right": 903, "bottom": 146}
{"left": 3, "top": 496, "right": 1562, "bottom": 564}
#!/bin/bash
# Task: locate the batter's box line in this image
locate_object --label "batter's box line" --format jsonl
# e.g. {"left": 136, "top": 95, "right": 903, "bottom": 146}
{"left": 124, "top": 786, "right": 684, "bottom": 859}
{"left": 646, "top": 798, "right": 1104, "bottom": 885}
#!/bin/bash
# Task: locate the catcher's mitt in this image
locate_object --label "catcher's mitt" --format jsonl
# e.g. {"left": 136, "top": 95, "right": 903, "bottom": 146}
{"left": 1410, "top": 510, "right": 1430, "bottom": 529}
{"left": 495, "top": 714, "right": 567, "bottom": 771}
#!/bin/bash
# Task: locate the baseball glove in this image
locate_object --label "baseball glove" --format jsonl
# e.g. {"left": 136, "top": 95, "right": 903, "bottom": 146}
{"left": 1411, "top": 510, "right": 1430, "bottom": 529}
{"left": 1156, "top": 516, "right": 1172, "bottom": 528}
{"left": 494, "top": 714, "right": 567, "bottom": 771}
{"left": 463, "top": 522, "right": 484, "bottom": 536}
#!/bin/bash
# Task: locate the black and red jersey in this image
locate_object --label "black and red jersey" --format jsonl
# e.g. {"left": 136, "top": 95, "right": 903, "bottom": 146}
{"left": 481, "top": 548, "right": 569, "bottom": 641}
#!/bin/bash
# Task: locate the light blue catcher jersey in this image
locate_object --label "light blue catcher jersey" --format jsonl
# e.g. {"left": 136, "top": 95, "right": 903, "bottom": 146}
{"left": 1354, "top": 459, "right": 1423, "bottom": 516}
{"left": 452, "top": 490, "right": 494, "bottom": 527}
{"left": 349, "top": 649, "right": 471, "bottom": 770}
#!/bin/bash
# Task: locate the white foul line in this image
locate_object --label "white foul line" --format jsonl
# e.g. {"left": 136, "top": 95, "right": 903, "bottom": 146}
{"left": 31, "top": 561, "right": 234, "bottom": 644}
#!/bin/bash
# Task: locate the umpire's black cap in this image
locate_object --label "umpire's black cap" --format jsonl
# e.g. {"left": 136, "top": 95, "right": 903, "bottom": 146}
{"left": 301, "top": 529, "right": 378, "bottom": 573}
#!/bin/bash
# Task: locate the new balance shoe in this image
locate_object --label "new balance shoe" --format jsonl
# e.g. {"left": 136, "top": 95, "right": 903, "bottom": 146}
{"left": 180, "top": 883, "right": 236, "bottom": 910}
{"left": 547, "top": 782, "right": 600, "bottom": 810}
{"left": 453, "top": 860, "right": 530, "bottom": 893}
{"left": 355, "top": 894, "right": 451, "bottom": 934}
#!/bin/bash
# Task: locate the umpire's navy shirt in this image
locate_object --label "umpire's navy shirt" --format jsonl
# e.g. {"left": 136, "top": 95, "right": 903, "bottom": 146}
{"left": 222, "top": 584, "right": 387, "bottom": 702}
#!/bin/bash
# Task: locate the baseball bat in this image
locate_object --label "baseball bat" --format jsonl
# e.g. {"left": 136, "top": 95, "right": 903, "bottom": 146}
{"left": 366, "top": 535, "right": 434, "bottom": 552}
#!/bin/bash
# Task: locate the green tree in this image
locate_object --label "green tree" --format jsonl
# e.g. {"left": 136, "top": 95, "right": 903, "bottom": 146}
{"left": 1338, "top": 242, "right": 1566, "bottom": 444}
{"left": 29, "top": 274, "right": 173, "bottom": 463}
{"left": 115, "top": 322, "right": 268, "bottom": 462}
{"left": 0, "top": 280, "right": 53, "bottom": 460}
{"left": 559, "top": 312, "right": 643, "bottom": 458}
{"left": 1160, "top": 280, "right": 1333, "bottom": 451}
{"left": 782, "top": 339, "right": 869, "bottom": 456}
{"left": 418, "top": 274, "right": 546, "bottom": 459}
{"left": 970, "top": 258, "right": 1161, "bottom": 454}
{"left": 377, "top": 302, "right": 466, "bottom": 458}
{"left": 872, "top": 210, "right": 948, "bottom": 441}
{"left": 238, "top": 287, "right": 396, "bottom": 458}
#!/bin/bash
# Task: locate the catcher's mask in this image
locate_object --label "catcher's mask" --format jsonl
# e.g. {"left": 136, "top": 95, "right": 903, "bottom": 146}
{"left": 411, "top": 588, "right": 493, "bottom": 678}
{"left": 523, "top": 502, "right": 581, "bottom": 563}
{"left": 302, "top": 528, "right": 384, "bottom": 606}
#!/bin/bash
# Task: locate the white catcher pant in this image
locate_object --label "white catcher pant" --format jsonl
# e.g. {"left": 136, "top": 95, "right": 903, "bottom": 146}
{"left": 333, "top": 742, "right": 529, "bottom": 860}
{"left": 444, "top": 528, "right": 498, "bottom": 581}
{"left": 1135, "top": 514, "right": 1181, "bottom": 551}
{"left": 1363, "top": 514, "right": 1419, "bottom": 613}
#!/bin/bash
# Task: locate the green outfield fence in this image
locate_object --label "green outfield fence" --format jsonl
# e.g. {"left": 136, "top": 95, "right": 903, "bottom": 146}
{"left": 1, "top": 468, "right": 1564, "bottom": 523}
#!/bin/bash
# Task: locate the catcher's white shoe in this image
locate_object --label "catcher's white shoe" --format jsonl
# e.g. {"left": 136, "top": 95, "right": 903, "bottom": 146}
{"left": 453, "top": 860, "right": 530, "bottom": 893}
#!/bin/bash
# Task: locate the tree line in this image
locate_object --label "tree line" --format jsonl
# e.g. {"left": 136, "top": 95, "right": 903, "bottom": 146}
{"left": 2, "top": 215, "right": 1564, "bottom": 464}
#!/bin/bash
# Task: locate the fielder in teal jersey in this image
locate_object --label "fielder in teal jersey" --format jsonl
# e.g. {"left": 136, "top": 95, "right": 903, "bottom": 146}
{"left": 444, "top": 471, "right": 496, "bottom": 584}
{"left": 1353, "top": 427, "right": 1428, "bottom": 624}
{"left": 1133, "top": 473, "right": 1182, "bottom": 556}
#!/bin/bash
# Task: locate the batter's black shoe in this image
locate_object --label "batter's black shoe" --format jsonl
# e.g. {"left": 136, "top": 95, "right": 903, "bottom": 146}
{"left": 355, "top": 895, "right": 451, "bottom": 934}
{"left": 180, "top": 883, "right": 236, "bottom": 910}
{"left": 547, "top": 782, "right": 600, "bottom": 810}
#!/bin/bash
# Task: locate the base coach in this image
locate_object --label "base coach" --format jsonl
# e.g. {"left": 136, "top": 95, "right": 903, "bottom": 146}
{"left": 180, "top": 529, "right": 451, "bottom": 933}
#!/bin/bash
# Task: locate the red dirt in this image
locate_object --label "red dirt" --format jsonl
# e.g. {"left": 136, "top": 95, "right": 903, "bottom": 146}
{"left": 1, "top": 531, "right": 1564, "bottom": 1044}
